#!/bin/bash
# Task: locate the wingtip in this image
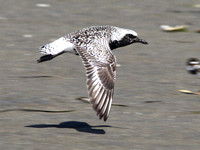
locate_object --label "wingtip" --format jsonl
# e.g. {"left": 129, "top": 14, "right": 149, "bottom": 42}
{"left": 98, "top": 113, "right": 108, "bottom": 122}
{"left": 103, "top": 116, "right": 108, "bottom": 122}
{"left": 96, "top": 108, "right": 109, "bottom": 121}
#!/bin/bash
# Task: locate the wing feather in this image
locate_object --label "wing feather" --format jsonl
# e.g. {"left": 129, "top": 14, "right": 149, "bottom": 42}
{"left": 76, "top": 38, "right": 116, "bottom": 121}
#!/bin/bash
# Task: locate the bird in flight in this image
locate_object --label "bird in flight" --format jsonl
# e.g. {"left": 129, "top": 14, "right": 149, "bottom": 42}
{"left": 37, "top": 26, "right": 148, "bottom": 121}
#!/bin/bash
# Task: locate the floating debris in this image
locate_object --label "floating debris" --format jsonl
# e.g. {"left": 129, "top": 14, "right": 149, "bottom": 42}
{"left": 116, "top": 64, "right": 121, "bottom": 67}
{"left": 160, "top": 25, "right": 188, "bottom": 32}
{"left": 179, "top": 90, "right": 194, "bottom": 94}
{"left": 195, "top": 29, "right": 200, "bottom": 33}
{"left": 193, "top": 4, "right": 200, "bottom": 8}
{"left": 23, "top": 34, "right": 33, "bottom": 38}
{"left": 36, "top": 3, "right": 51, "bottom": 8}
{"left": 179, "top": 89, "right": 200, "bottom": 95}
{"left": 75, "top": 97, "right": 90, "bottom": 103}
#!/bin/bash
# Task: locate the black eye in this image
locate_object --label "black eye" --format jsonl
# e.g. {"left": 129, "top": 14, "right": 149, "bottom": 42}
{"left": 127, "top": 34, "right": 136, "bottom": 39}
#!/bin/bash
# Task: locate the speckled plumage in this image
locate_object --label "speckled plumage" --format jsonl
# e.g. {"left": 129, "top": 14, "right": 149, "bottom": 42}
{"left": 37, "top": 25, "right": 148, "bottom": 121}
{"left": 67, "top": 26, "right": 112, "bottom": 46}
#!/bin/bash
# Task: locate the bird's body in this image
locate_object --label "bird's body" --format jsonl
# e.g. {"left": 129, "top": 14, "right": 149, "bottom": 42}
{"left": 38, "top": 26, "right": 148, "bottom": 121}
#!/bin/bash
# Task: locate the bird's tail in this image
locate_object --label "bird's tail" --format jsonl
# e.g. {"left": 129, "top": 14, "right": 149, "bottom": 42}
{"left": 37, "top": 37, "right": 74, "bottom": 63}
{"left": 37, "top": 52, "right": 65, "bottom": 63}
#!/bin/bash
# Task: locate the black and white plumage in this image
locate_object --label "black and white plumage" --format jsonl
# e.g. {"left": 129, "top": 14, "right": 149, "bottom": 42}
{"left": 37, "top": 26, "right": 148, "bottom": 121}
{"left": 186, "top": 58, "right": 200, "bottom": 75}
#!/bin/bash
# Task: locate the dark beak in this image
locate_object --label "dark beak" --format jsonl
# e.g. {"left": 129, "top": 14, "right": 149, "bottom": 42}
{"left": 134, "top": 37, "right": 148, "bottom": 44}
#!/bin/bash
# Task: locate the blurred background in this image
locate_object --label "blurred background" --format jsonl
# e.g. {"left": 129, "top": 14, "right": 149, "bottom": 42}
{"left": 0, "top": 0, "right": 200, "bottom": 149}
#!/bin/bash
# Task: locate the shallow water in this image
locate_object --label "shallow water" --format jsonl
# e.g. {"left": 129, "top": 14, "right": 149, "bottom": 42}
{"left": 0, "top": 0, "right": 200, "bottom": 149}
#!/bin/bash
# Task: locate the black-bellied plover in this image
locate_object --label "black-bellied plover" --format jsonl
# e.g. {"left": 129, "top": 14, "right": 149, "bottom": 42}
{"left": 37, "top": 26, "right": 148, "bottom": 121}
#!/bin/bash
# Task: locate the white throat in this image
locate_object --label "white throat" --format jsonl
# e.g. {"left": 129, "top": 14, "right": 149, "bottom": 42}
{"left": 111, "top": 27, "right": 138, "bottom": 41}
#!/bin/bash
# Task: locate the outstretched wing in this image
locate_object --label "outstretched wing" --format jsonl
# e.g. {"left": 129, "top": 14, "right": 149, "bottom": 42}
{"left": 76, "top": 38, "right": 116, "bottom": 121}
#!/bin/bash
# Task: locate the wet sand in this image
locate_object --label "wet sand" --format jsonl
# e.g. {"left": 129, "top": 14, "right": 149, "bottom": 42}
{"left": 0, "top": 0, "right": 200, "bottom": 149}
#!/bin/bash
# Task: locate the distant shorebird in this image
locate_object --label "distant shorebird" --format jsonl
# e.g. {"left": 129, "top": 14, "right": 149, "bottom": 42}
{"left": 37, "top": 26, "right": 148, "bottom": 121}
{"left": 186, "top": 58, "right": 200, "bottom": 75}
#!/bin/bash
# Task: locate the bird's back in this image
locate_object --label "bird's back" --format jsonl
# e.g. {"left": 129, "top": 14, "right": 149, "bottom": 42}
{"left": 66, "top": 26, "right": 113, "bottom": 47}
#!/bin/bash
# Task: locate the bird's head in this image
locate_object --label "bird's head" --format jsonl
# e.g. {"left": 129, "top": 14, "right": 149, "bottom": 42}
{"left": 110, "top": 27, "right": 148, "bottom": 50}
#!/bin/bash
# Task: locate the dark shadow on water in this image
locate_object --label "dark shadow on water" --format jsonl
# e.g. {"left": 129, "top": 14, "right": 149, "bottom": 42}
{"left": 26, "top": 121, "right": 112, "bottom": 134}
{"left": 0, "top": 108, "right": 75, "bottom": 113}
{"left": 18, "top": 75, "right": 53, "bottom": 78}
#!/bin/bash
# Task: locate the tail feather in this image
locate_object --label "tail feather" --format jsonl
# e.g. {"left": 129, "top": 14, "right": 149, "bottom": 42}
{"left": 37, "top": 54, "right": 54, "bottom": 63}
{"left": 39, "top": 37, "right": 69, "bottom": 55}
{"left": 37, "top": 51, "right": 66, "bottom": 63}
{"left": 37, "top": 37, "right": 74, "bottom": 63}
